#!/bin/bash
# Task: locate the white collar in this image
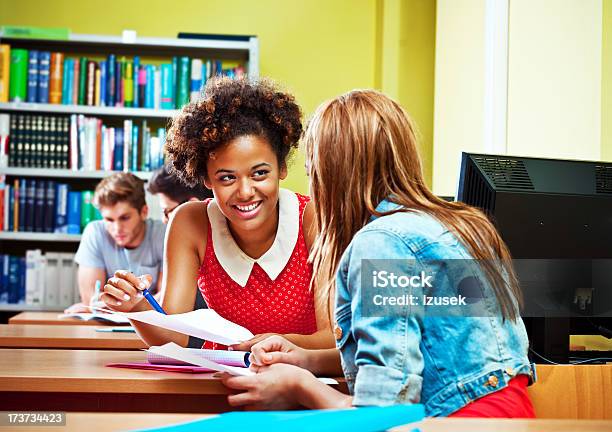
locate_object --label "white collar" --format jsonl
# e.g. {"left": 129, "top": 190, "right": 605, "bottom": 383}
{"left": 207, "top": 188, "right": 300, "bottom": 287}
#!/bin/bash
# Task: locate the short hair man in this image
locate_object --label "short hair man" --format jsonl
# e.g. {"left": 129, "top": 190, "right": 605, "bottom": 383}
{"left": 68, "top": 172, "right": 166, "bottom": 312}
{"left": 147, "top": 163, "right": 212, "bottom": 223}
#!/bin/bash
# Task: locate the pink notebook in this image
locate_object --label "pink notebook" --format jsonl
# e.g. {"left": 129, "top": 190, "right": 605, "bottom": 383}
{"left": 106, "top": 362, "right": 215, "bottom": 373}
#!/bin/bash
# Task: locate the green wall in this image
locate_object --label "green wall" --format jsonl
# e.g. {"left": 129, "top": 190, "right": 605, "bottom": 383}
{"left": 1, "top": 0, "right": 436, "bottom": 192}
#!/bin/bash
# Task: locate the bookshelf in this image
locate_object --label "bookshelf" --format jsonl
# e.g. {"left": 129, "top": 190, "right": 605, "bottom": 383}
{"left": 0, "top": 31, "right": 259, "bottom": 312}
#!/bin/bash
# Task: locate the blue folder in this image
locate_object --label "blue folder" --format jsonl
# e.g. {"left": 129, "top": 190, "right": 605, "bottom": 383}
{"left": 137, "top": 404, "right": 425, "bottom": 432}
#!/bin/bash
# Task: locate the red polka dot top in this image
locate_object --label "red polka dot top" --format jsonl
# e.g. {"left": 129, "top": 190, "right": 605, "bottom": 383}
{"left": 197, "top": 190, "right": 317, "bottom": 337}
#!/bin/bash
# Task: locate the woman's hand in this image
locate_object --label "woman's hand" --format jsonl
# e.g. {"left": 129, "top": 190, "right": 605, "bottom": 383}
{"left": 247, "top": 335, "right": 312, "bottom": 370}
{"left": 221, "top": 363, "right": 315, "bottom": 410}
{"left": 229, "top": 333, "right": 279, "bottom": 352}
{"left": 101, "top": 270, "right": 152, "bottom": 313}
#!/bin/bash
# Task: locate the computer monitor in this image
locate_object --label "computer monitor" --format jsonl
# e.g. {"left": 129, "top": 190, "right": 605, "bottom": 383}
{"left": 457, "top": 152, "right": 612, "bottom": 363}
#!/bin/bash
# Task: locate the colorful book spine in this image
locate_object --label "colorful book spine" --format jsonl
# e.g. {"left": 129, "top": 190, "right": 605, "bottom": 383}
{"left": 161, "top": 64, "right": 173, "bottom": 109}
{"left": 78, "top": 57, "right": 87, "bottom": 105}
{"left": 153, "top": 67, "right": 161, "bottom": 109}
{"left": 43, "top": 180, "right": 56, "bottom": 233}
{"left": 18, "top": 178, "right": 26, "bottom": 232}
{"left": 0, "top": 114, "right": 9, "bottom": 168}
{"left": 25, "top": 179, "right": 35, "bottom": 232}
{"left": 132, "top": 56, "right": 140, "bottom": 108}
{"left": 61, "top": 57, "right": 70, "bottom": 105}
{"left": 71, "top": 59, "right": 79, "bottom": 105}
{"left": 54, "top": 183, "right": 68, "bottom": 233}
{"left": 48, "top": 52, "right": 63, "bottom": 104}
{"left": 86, "top": 60, "right": 95, "bottom": 106}
{"left": 144, "top": 65, "right": 154, "bottom": 109}
{"left": 177, "top": 56, "right": 190, "bottom": 108}
{"left": 34, "top": 180, "right": 45, "bottom": 232}
{"left": 131, "top": 124, "right": 139, "bottom": 172}
{"left": 65, "top": 59, "right": 75, "bottom": 105}
{"left": 37, "top": 51, "right": 51, "bottom": 103}
{"left": 115, "top": 57, "right": 123, "bottom": 106}
{"left": 190, "top": 58, "right": 202, "bottom": 102}
{"left": 171, "top": 56, "right": 178, "bottom": 108}
{"left": 80, "top": 190, "right": 94, "bottom": 231}
{"left": 94, "top": 65, "right": 101, "bottom": 106}
{"left": 138, "top": 66, "right": 146, "bottom": 108}
{"left": 66, "top": 191, "right": 81, "bottom": 234}
{"left": 9, "top": 49, "right": 28, "bottom": 102}
{"left": 99, "top": 60, "right": 107, "bottom": 107}
{"left": 124, "top": 61, "right": 133, "bottom": 107}
{"left": 113, "top": 128, "right": 124, "bottom": 171}
{"left": 26, "top": 50, "right": 39, "bottom": 103}
{"left": 107, "top": 54, "right": 115, "bottom": 107}
{"left": 0, "top": 45, "right": 10, "bottom": 103}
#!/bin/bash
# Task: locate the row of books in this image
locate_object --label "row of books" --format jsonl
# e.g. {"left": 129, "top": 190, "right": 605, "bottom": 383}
{"left": 0, "top": 250, "right": 78, "bottom": 307}
{"left": 0, "top": 113, "right": 166, "bottom": 171}
{"left": 0, "top": 45, "right": 246, "bottom": 108}
{"left": 0, "top": 176, "right": 100, "bottom": 234}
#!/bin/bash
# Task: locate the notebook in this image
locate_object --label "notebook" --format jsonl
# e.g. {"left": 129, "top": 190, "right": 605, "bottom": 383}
{"left": 58, "top": 312, "right": 131, "bottom": 325}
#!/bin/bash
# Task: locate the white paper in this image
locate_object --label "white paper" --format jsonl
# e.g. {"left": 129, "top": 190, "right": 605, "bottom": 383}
{"left": 118, "top": 309, "right": 254, "bottom": 346}
{"left": 148, "top": 342, "right": 254, "bottom": 376}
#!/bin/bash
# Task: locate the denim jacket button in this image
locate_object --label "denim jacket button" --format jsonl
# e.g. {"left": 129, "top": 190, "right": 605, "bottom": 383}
{"left": 334, "top": 323, "right": 343, "bottom": 341}
{"left": 487, "top": 375, "right": 499, "bottom": 387}
{"left": 505, "top": 367, "right": 515, "bottom": 376}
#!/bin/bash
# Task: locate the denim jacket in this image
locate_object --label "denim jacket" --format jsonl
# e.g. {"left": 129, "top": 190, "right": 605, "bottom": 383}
{"left": 335, "top": 199, "right": 534, "bottom": 417}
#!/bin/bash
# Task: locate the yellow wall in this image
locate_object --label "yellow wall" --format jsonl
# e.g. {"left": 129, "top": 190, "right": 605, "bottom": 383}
{"left": 507, "top": 0, "right": 602, "bottom": 162}
{"left": 602, "top": 0, "right": 612, "bottom": 160}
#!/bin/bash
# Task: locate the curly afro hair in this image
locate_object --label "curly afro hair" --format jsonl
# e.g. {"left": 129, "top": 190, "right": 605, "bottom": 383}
{"left": 164, "top": 76, "right": 303, "bottom": 187}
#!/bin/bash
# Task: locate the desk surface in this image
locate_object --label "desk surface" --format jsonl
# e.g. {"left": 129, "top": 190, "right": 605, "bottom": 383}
{"left": 0, "top": 348, "right": 226, "bottom": 395}
{"left": 11, "top": 413, "right": 612, "bottom": 432}
{"left": 8, "top": 311, "right": 123, "bottom": 326}
{"left": 0, "top": 324, "right": 146, "bottom": 350}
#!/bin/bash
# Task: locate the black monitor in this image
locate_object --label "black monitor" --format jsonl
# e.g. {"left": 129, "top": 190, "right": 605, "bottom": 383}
{"left": 457, "top": 152, "right": 612, "bottom": 363}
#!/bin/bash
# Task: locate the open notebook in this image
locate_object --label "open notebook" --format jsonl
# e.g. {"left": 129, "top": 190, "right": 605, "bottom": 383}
{"left": 58, "top": 312, "right": 131, "bottom": 325}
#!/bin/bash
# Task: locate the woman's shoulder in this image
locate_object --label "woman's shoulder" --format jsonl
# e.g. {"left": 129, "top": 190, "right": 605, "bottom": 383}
{"left": 168, "top": 200, "right": 209, "bottom": 236}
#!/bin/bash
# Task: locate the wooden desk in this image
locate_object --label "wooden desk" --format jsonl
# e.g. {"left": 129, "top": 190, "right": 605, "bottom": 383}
{"left": 0, "top": 348, "right": 233, "bottom": 413}
{"left": 8, "top": 312, "right": 122, "bottom": 326}
{"left": 0, "top": 324, "right": 146, "bottom": 350}
{"left": 11, "top": 413, "right": 612, "bottom": 432}
{"left": 528, "top": 364, "right": 612, "bottom": 420}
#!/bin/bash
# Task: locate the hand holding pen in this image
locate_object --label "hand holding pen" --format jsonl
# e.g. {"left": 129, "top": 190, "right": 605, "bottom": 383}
{"left": 101, "top": 271, "right": 166, "bottom": 314}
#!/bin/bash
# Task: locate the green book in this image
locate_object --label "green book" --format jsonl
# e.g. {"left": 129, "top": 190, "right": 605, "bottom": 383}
{"left": 177, "top": 56, "right": 190, "bottom": 108}
{"left": 80, "top": 190, "right": 95, "bottom": 231}
{"left": 1, "top": 26, "right": 69, "bottom": 40}
{"left": 9, "top": 49, "right": 28, "bottom": 102}
{"left": 78, "top": 57, "right": 87, "bottom": 105}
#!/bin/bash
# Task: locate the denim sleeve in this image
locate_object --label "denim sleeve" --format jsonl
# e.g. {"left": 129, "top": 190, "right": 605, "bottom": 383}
{"left": 345, "top": 229, "right": 425, "bottom": 406}
{"left": 74, "top": 222, "right": 105, "bottom": 268}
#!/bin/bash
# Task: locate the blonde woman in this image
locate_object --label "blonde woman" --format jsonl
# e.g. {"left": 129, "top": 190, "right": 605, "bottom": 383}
{"left": 221, "top": 90, "right": 535, "bottom": 417}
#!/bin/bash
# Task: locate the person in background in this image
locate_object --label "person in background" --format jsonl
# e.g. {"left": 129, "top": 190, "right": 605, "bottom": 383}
{"left": 147, "top": 163, "right": 212, "bottom": 224}
{"left": 64, "top": 172, "right": 166, "bottom": 314}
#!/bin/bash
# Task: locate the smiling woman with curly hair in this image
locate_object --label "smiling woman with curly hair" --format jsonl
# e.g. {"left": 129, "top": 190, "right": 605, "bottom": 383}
{"left": 102, "top": 77, "right": 334, "bottom": 352}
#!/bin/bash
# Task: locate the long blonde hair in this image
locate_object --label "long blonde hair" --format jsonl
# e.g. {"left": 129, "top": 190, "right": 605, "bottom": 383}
{"left": 304, "top": 90, "right": 522, "bottom": 320}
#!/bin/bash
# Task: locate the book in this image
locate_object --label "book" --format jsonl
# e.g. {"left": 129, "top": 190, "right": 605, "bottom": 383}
{"left": 9, "top": 48, "right": 28, "bottom": 102}
{"left": 34, "top": 180, "right": 45, "bottom": 232}
{"left": 53, "top": 183, "right": 69, "bottom": 233}
{"left": 80, "top": 190, "right": 94, "bottom": 231}
{"left": 59, "top": 312, "right": 130, "bottom": 324}
{"left": 132, "top": 56, "right": 139, "bottom": 108}
{"left": 71, "top": 58, "right": 79, "bottom": 105}
{"left": 78, "top": 57, "right": 87, "bottom": 105}
{"left": 24, "top": 178, "right": 35, "bottom": 232}
{"left": 66, "top": 191, "right": 81, "bottom": 234}
{"left": 26, "top": 50, "right": 39, "bottom": 103}
{"left": 48, "top": 52, "right": 63, "bottom": 104}
{"left": 18, "top": 178, "right": 26, "bottom": 231}
{"left": 124, "top": 61, "right": 133, "bottom": 107}
{"left": 43, "top": 180, "right": 56, "bottom": 233}
{"left": 0, "top": 45, "right": 10, "bottom": 102}
{"left": 0, "top": 114, "right": 9, "bottom": 168}
{"left": 147, "top": 347, "right": 249, "bottom": 367}
{"left": 190, "top": 58, "right": 203, "bottom": 102}
{"left": 107, "top": 54, "right": 115, "bottom": 106}
{"left": 37, "top": 51, "right": 51, "bottom": 103}
{"left": 177, "top": 56, "right": 190, "bottom": 107}
{"left": 160, "top": 63, "right": 173, "bottom": 109}
{"left": 25, "top": 249, "right": 43, "bottom": 305}
{"left": 86, "top": 60, "right": 95, "bottom": 106}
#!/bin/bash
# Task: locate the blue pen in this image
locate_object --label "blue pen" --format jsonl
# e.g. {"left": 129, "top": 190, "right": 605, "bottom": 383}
{"left": 123, "top": 248, "right": 166, "bottom": 314}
